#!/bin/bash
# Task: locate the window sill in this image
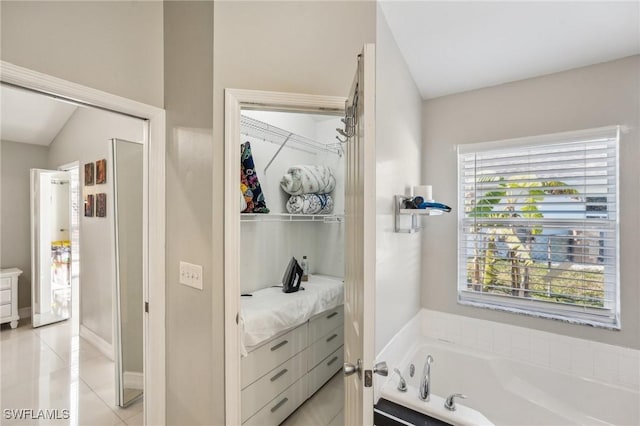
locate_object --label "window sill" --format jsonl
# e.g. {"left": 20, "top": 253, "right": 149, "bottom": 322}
{"left": 458, "top": 290, "right": 621, "bottom": 331}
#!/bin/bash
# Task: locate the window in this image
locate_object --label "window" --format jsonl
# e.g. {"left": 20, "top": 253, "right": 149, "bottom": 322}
{"left": 457, "top": 126, "right": 620, "bottom": 329}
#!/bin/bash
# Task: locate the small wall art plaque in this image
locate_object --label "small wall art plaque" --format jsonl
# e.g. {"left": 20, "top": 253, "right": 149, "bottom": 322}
{"left": 84, "top": 163, "right": 94, "bottom": 186}
{"left": 84, "top": 194, "right": 94, "bottom": 217}
{"left": 96, "top": 193, "right": 107, "bottom": 218}
{"left": 96, "top": 159, "right": 107, "bottom": 184}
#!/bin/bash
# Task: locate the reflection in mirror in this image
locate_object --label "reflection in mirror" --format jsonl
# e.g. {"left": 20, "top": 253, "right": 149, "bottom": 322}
{"left": 30, "top": 168, "right": 74, "bottom": 327}
{"left": 111, "top": 138, "right": 144, "bottom": 407}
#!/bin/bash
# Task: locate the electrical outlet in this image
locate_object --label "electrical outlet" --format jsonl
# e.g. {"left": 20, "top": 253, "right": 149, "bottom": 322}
{"left": 179, "top": 261, "right": 203, "bottom": 290}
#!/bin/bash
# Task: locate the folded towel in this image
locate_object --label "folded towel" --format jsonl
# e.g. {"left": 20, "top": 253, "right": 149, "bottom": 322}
{"left": 280, "top": 165, "right": 336, "bottom": 195}
{"left": 286, "top": 194, "right": 334, "bottom": 214}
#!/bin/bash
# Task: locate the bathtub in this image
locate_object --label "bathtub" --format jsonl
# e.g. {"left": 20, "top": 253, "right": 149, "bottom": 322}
{"left": 379, "top": 338, "right": 640, "bottom": 426}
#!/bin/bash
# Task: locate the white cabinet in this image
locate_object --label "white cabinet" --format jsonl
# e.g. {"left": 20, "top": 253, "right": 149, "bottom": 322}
{"left": 242, "top": 305, "right": 344, "bottom": 425}
{"left": 242, "top": 324, "right": 309, "bottom": 389}
{"left": 0, "top": 268, "right": 23, "bottom": 329}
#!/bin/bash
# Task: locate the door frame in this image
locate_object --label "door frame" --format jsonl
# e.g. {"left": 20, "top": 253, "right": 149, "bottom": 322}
{"left": 223, "top": 89, "right": 345, "bottom": 425}
{"left": 57, "top": 161, "right": 80, "bottom": 326}
{"left": 1, "top": 61, "right": 166, "bottom": 426}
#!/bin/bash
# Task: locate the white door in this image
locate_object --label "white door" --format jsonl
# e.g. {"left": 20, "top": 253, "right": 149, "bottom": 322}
{"left": 30, "top": 168, "right": 73, "bottom": 327}
{"left": 343, "top": 44, "right": 376, "bottom": 426}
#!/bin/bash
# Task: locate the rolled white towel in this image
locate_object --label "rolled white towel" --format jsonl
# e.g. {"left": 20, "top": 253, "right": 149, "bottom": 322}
{"left": 286, "top": 194, "right": 334, "bottom": 215}
{"left": 280, "top": 165, "right": 336, "bottom": 195}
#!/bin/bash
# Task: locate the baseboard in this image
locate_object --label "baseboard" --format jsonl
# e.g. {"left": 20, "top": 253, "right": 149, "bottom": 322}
{"left": 18, "top": 307, "right": 31, "bottom": 319}
{"left": 123, "top": 371, "right": 144, "bottom": 390}
{"left": 80, "top": 325, "right": 114, "bottom": 361}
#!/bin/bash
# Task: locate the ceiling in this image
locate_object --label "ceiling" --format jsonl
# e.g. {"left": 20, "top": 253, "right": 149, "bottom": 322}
{"left": 2, "top": 2, "right": 638, "bottom": 136}
{"left": 380, "top": 1, "right": 640, "bottom": 99}
{"left": 1, "top": 85, "right": 77, "bottom": 146}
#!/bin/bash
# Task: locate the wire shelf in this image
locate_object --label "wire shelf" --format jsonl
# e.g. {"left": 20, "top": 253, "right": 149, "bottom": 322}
{"left": 240, "top": 213, "right": 344, "bottom": 224}
{"left": 240, "top": 115, "right": 343, "bottom": 157}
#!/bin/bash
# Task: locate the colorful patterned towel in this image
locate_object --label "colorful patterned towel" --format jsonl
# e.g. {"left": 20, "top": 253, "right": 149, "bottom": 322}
{"left": 280, "top": 165, "right": 336, "bottom": 195}
{"left": 286, "top": 194, "right": 334, "bottom": 214}
{"left": 241, "top": 142, "right": 269, "bottom": 213}
{"left": 240, "top": 187, "right": 247, "bottom": 211}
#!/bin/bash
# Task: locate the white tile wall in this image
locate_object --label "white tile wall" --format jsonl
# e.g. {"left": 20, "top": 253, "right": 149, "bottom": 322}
{"left": 417, "top": 309, "right": 640, "bottom": 390}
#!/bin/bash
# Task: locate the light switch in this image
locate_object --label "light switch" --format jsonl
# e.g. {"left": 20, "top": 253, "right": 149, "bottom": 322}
{"left": 180, "top": 261, "right": 203, "bottom": 290}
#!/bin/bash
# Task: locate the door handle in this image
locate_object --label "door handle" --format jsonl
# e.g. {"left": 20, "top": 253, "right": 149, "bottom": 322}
{"left": 373, "top": 361, "right": 388, "bottom": 376}
{"left": 343, "top": 359, "right": 362, "bottom": 379}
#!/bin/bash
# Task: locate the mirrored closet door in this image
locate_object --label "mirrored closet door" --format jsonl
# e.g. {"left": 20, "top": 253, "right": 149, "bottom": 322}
{"left": 111, "top": 138, "right": 144, "bottom": 407}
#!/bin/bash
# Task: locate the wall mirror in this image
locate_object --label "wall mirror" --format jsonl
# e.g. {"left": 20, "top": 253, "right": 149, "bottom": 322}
{"left": 111, "top": 138, "right": 144, "bottom": 407}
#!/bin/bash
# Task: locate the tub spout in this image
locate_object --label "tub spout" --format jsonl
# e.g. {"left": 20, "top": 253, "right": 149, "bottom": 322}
{"left": 419, "top": 355, "right": 434, "bottom": 401}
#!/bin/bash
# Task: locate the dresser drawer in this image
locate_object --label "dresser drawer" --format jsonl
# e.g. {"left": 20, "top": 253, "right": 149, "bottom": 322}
{"left": 242, "top": 323, "right": 308, "bottom": 388}
{"left": 0, "top": 289, "right": 11, "bottom": 304}
{"left": 308, "top": 325, "right": 343, "bottom": 370}
{"left": 0, "top": 304, "right": 11, "bottom": 318}
{"left": 242, "top": 349, "right": 307, "bottom": 422}
{"left": 243, "top": 375, "right": 308, "bottom": 426}
{"left": 308, "top": 346, "right": 343, "bottom": 397}
{"left": 0, "top": 277, "right": 11, "bottom": 291}
{"left": 309, "top": 306, "right": 343, "bottom": 344}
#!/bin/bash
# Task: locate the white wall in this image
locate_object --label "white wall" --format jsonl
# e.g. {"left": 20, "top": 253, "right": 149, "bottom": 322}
{"left": 314, "top": 116, "right": 347, "bottom": 278}
{"left": 374, "top": 6, "right": 424, "bottom": 355}
{"left": 48, "top": 107, "right": 144, "bottom": 345}
{"left": 186, "top": 3, "right": 375, "bottom": 424}
{"left": 164, "top": 2, "right": 215, "bottom": 424}
{"left": 0, "top": 1, "right": 164, "bottom": 108}
{"left": 0, "top": 140, "right": 49, "bottom": 310}
{"left": 421, "top": 55, "right": 640, "bottom": 349}
{"left": 239, "top": 110, "right": 344, "bottom": 293}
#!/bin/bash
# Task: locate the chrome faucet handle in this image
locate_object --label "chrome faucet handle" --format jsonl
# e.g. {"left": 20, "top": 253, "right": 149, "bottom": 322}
{"left": 373, "top": 361, "right": 388, "bottom": 377}
{"left": 393, "top": 368, "right": 407, "bottom": 392}
{"left": 444, "top": 393, "right": 467, "bottom": 411}
{"left": 419, "top": 355, "right": 434, "bottom": 401}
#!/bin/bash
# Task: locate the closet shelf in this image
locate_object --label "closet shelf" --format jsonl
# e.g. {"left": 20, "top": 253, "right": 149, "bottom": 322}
{"left": 241, "top": 213, "right": 344, "bottom": 224}
{"left": 241, "top": 115, "right": 343, "bottom": 157}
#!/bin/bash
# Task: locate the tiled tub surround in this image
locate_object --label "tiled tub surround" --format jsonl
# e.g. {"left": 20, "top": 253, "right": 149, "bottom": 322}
{"left": 376, "top": 309, "right": 640, "bottom": 425}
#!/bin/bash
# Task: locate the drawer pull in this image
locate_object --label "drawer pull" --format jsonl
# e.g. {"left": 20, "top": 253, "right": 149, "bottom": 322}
{"left": 270, "top": 397, "right": 288, "bottom": 413}
{"left": 270, "top": 340, "right": 288, "bottom": 351}
{"left": 270, "top": 368, "right": 288, "bottom": 382}
{"left": 327, "top": 356, "right": 339, "bottom": 366}
{"left": 326, "top": 312, "right": 338, "bottom": 319}
{"left": 326, "top": 333, "right": 338, "bottom": 343}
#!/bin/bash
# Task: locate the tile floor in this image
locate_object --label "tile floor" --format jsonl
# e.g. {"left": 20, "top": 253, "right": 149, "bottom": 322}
{"left": 0, "top": 317, "right": 143, "bottom": 426}
{"left": 281, "top": 372, "right": 344, "bottom": 426}
{"left": 1, "top": 316, "right": 344, "bottom": 426}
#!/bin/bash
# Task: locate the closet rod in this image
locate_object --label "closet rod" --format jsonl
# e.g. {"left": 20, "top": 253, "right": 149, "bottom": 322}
{"left": 240, "top": 115, "right": 343, "bottom": 158}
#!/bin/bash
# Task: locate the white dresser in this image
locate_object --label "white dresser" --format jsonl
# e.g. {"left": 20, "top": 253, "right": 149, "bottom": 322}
{"left": 0, "top": 268, "right": 23, "bottom": 329}
{"left": 241, "top": 305, "right": 344, "bottom": 425}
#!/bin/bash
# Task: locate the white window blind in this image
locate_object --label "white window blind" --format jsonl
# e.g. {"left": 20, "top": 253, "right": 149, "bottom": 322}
{"left": 457, "top": 126, "right": 620, "bottom": 329}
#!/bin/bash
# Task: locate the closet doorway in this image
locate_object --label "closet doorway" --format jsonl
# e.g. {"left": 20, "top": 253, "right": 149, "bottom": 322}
{"left": 225, "top": 46, "right": 377, "bottom": 426}
{"left": 239, "top": 108, "right": 345, "bottom": 426}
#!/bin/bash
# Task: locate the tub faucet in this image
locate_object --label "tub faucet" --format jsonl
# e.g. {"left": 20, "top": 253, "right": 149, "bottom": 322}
{"left": 419, "top": 355, "right": 434, "bottom": 401}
